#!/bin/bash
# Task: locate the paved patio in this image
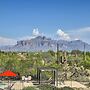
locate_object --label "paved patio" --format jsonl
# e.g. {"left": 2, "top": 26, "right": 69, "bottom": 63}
{"left": 11, "top": 81, "right": 33, "bottom": 90}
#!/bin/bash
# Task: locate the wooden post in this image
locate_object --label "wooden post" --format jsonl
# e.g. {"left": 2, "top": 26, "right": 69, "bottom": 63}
{"left": 84, "top": 43, "right": 86, "bottom": 61}
{"left": 39, "top": 70, "right": 40, "bottom": 84}
{"left": 57, "top": 43, "right": 59, "bottom": 64}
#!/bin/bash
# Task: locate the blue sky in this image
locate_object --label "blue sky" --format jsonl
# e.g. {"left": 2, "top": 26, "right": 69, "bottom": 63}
{"left": 0, "top": 0, "right": 90, "bottom": 45}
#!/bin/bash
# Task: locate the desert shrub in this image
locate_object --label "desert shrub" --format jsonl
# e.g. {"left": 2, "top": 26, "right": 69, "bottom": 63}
{"left": 22, "top": 86, "right": 37, "bottom": 90}
{"left": 60, "top": 87, "right": 74, "bottom": 90}
{"left": 37, "top": 84, "right": 56, "bottom": 90}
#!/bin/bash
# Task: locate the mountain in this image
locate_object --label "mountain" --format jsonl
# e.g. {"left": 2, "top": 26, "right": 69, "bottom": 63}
{"left": 0, "top": 36, "right": 90, "bottom": 52}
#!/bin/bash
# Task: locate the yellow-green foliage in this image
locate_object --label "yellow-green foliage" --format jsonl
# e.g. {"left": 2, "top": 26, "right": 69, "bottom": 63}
{"left": 0, "top": 50, "right": 90, "bottom": 76}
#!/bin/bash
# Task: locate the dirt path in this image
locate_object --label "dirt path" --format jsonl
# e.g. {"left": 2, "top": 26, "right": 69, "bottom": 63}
{"left": 57, "top": 81, "right": 87, "bottom": 88}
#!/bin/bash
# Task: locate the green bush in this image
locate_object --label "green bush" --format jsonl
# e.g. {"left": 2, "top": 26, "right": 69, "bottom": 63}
{"left": 60, "top": 87, "right": 74, "bottom": 90}
{"left": 38, "top": 84, "right": 55, "bottom": 90}
{"left": 22, "top": 86, "right": 37, "bottom": 90}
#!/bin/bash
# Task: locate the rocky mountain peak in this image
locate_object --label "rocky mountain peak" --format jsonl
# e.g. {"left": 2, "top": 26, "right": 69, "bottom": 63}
{"left": 0, "top": 36, "right": 90, "bottom": 52}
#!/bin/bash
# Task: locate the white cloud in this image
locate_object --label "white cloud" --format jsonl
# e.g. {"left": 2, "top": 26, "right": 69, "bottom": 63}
{"left": 76, "top": 27, "right": 90, "bottom": 32}
{"left": 32, "top": 28, "right": 40, "bottom": 36}
{"left": 56, "top": 29, "right": 71, "bottom": 40}
{"left": 68, "top": 27, "right": 90, "bottom": 43}
{"left": 0, "top": 37, "right": 17, "bottom": 46}
{"left": 19, "top": 28, "right": 43, "bottom": 40}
